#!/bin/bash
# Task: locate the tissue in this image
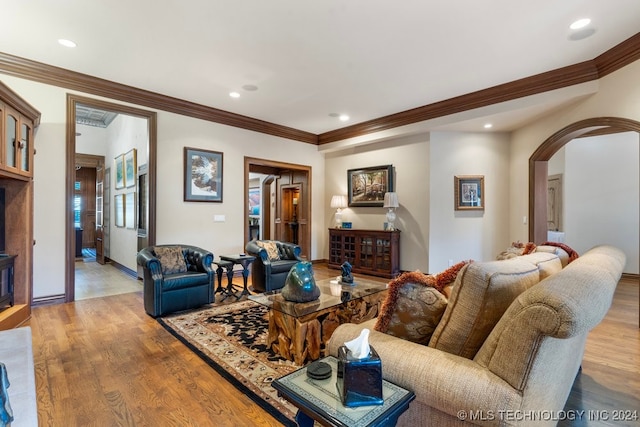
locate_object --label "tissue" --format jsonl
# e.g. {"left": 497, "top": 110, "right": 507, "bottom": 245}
{"left": 344, "top": 329, "right": 370, "bottom": 359}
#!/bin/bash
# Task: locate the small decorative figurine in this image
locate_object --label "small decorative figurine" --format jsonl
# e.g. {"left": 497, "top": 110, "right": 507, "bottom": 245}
{"left": 281, "top": 261, "right": 320, "bottom": 302}
{"left": 340, "top": 261, "right": 354, "bottom": 284}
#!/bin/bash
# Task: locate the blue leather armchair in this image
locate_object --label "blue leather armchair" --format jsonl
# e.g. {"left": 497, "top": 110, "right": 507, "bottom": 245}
{"left": 245, "top": 240, "right": 303, "bottom": 292}
{"left": 137, "top": 244, "right": 214, "bottom": 317}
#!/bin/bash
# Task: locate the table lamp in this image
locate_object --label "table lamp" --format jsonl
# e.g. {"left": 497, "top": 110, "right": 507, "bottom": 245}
{"left": 330, "top": 195, "right": 348, "bottom": 228}
{"left": 383, "top": 192, "right": 399, "bottom": 231}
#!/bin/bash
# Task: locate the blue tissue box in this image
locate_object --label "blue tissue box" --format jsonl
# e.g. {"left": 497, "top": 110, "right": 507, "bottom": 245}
{"left": 336, "top": 345, "right": 383, "bottom": 407}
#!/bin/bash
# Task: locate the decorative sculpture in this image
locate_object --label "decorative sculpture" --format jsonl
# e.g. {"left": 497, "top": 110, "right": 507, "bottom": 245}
{"left": 340, "top": 261, "right": 354, "bottom": 284}
{"left": 281, "top": 261, "right": 320, "bottom": 302}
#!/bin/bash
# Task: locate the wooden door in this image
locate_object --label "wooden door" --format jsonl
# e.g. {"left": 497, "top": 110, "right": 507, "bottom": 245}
{"left": 75, "top": 167, "right": 97, "bottom": 249}
{"left": 95, "top": 163, "right": 105, "bottom": 265}
{"left": 547, "top": 174, "right": 563, "bottom": 231}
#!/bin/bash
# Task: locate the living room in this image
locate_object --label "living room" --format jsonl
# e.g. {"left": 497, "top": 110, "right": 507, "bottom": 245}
{"left": 0, "top": 2, "right": 639, "bottom": 425}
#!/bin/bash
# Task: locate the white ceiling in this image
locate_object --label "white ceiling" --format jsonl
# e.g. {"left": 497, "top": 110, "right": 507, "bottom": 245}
{"left": 2, "top": 1, "right": 639, "bottom": 137}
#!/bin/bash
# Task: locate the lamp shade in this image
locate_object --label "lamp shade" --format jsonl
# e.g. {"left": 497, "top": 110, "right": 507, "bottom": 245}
{"left": 331, "top": 195, "right": 348, "bottom": 209}
{"left": 383, "top": 192, "right": 399, "bottom": 208}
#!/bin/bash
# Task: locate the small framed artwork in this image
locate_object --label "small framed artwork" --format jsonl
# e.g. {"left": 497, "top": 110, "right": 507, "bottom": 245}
{"left": 125, "top": 149, "right": 137, "bottom": 188}
{"left": 184, "top": 147, "right": 223, "bottom": 202}
{"left": 114, "top": 194, "right": 125, "bottom": 227}
{"left": 454, "top": 175, "right": 484, "bottom": 210}
{"left": 125, "top": 192, "right": 136, "bottom": 229}
{"left": 347, "top": 164, "right": 393, "bottom": 207}
{"left": 248, "top": 187, "right": 260, "bottom": 215}
{"left": 115, "top": 154, "right": 125, "bottom": 189}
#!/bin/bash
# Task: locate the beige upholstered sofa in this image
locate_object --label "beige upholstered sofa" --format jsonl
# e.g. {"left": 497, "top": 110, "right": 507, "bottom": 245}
{"left": 327, "top": 245, "right": 625, "bottom": 426}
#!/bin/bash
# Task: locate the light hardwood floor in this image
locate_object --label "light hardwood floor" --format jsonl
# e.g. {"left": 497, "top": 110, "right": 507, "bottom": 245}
{"left": 27, "top": 266, "right": 639, "bottom": 426}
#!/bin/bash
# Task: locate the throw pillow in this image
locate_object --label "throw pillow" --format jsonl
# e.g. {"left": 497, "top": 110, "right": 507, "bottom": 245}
{"left": 154, "top": 246, "right": 188, "bottom": 275}
{"left": 374, "top": 261, "right": 470, "bottom": 345}
{"left": 257, "top": 241, "right": 280, "bottom": 261}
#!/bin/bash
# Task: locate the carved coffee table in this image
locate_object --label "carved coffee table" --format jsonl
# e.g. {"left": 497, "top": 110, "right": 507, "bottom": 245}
{"left": 249, "top": 277, "right": 388, "bottom": 365}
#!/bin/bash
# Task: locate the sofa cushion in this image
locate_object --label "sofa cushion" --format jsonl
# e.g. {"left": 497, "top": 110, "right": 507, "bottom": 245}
{"left": 428, "top": 258, "right": 540, "bottom": 359}
{"left": 270, "top": 259, "right": 299, "bottom": 274}
{"left": 154, "top": 246, "right": 188, "bottom": 275}
{"left": 162, "top": 272, "right": 209, "bottom": 291}
{"left": 518, "top": 252, "right": 563, "bottom": 279}
{"left": 257, "top": 241, "right": 280, "bottom": 261}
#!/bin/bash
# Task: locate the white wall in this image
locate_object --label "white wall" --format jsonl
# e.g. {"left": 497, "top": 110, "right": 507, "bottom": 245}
{"left": 324, "top": 134, "right": 430, "bottom": 271}
{"left": 510, "top": 59, "right": 640, "bottom": 274}
{"left": 106, "top": 114, "right": 148, "bottom": 271}
{"left": 564, "top": 132, "right": 639, "bottom": 273}
{"left": 428, "top": 131, "right": 511, "bottom": 272}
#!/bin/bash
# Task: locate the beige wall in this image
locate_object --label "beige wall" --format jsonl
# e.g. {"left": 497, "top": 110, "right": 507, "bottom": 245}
{"left": 0, "top": 75, "right": 326, "bottom": 299}
{"left": 2, "top": 57, "right": 638, "bottom": 299}
{"left": 509, "top": 59, "right": 640, "bottom": 273}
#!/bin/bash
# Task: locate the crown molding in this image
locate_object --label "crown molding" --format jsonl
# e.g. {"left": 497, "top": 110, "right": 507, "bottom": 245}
{"left": 319, "top": 31, "right": 640, "bottom": 145}
{"left": 0, "top": 31, "right": 638, "bottom": 146}
{"left": 0, "top": 52, "right": 318, "bottom": 145}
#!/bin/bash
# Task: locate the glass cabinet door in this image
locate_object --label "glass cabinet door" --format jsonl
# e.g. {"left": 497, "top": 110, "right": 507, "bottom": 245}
{"left": 5, "top": 113, "right": 17, "bottom": 169}
{"left": 20, "top": 122, "right": 31, "bottom": 172}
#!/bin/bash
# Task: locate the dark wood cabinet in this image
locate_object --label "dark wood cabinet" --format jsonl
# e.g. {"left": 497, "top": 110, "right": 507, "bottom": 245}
{"left": 328, "top": 228, "right": 400, "bottom": 279}
{"left": 0, "top": 81, "right": 40, "bottom": 330}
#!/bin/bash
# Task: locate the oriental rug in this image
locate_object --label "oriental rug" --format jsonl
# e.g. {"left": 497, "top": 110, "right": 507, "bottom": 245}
{"left": 158, "top": 300, "right": 299, "bottom": 426}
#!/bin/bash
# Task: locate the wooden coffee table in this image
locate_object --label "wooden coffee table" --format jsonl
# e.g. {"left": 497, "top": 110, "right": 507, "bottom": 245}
{"left": 272, "top": 355, "right": 415, "bottom": 427}
{"left": 249, "top": 277, "right": 388, "bottom": 365}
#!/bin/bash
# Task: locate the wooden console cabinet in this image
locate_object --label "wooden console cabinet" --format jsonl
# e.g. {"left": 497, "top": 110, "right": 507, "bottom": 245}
{"left": 328, "top": 228, "right": 400, "bottom": 279}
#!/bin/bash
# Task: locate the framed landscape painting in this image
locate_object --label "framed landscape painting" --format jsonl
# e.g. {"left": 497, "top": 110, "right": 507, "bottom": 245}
{"left": 125, "top": 149, "right": 137, "bottom": 188}
{"left": 454, "top": 175, "right": 484, "bottom": 210}
{"left": 347, "top": 165, "right": 393, "bottom": 207}
{"left": 184, "top": 147, "right": 223, "bottom": 202}
{"left": 114, "top": 154, "right": 125, "bottom": 189}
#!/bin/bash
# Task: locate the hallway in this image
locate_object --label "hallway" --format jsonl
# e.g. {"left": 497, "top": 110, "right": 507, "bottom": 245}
{"left": 75, "top": 253, "right": 141, "bottom": 300}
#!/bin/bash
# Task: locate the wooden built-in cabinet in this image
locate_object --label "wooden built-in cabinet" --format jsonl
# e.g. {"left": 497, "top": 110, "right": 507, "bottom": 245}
{"left": 0, "top": 80, "right": 40, "bottom": 330}
{"left": 328, "top": 228, "right": 400, "bottom": 279}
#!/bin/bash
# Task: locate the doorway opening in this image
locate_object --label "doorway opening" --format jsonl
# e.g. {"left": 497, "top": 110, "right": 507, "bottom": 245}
{"left": 66, "top": 95, "right": 157, "bottom": 302}
{"left": 244, "top": 157, "right": 311, "bottom": 259}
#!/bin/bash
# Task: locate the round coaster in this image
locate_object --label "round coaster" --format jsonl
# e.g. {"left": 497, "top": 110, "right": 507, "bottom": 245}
{"left": 306, "top": 361, "right": 332, "bottom": 380}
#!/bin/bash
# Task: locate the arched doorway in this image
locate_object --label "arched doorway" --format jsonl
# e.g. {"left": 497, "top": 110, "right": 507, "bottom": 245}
{"left": 529, "top": 117, "right": 640, "bottom": 243}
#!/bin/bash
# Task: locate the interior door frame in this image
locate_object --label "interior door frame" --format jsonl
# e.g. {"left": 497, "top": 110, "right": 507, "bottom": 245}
{"left": 65, "top": 94, "right": 157, "bottom": 302}
{"left": 244, "top": 157, "right": 311, "bottom": 259}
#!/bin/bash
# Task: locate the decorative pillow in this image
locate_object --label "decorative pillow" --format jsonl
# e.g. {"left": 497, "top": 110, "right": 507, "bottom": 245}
{"left": 257, "top": 241, "right": 280, "bottom": 261}
{"left": 496, "top": 241, "right": 536, "bottom": 260}
{"left": 154, "top": 246, "right": 187, "bottom": 275}
{"left": 428, "top": 258, "right": 540, "bottom": 359}
{"left": 374, "top": 261, "right": 470, "bottom": 345}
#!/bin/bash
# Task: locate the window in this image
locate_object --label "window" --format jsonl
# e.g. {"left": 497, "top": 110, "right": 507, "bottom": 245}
{"left": 74, "top": 181, "right": 82, "bottom": 228}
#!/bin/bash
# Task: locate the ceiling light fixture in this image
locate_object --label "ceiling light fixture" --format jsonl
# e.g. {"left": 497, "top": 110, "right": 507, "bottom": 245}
{"left": 58, "top": 39, "right": 77, "bottom": 48}
{"left": 570, "top": 18, "right": 591, "bottom": 30}
{"left": 484, "top": 123, "right": 493, "bottom": 129}
{"left": 229, "top": 92, "right": 240, "bottom": 98}
{"left": 339, "top": 114, "right": 350, "bottom": 122}
{"left": 242, "top": 84, "right": 258, "bottom": 92}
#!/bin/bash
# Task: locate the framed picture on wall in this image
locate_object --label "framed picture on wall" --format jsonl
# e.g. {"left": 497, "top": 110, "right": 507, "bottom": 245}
{"left": 184, "top": 147, "right": 223, "bottom": 202}
{"left": 454, "top": 175, "right": 484, "bottom": 210}
{"left": 114, "top": 194, "right": 125, "bottom": 227}
{"left": 115, "top": 154, "right": 125, "bottom": 189}
{"left": 347, "top": 164, "right": 394, "bottom": 207}
{"left": 125, "top": 149, "right": 137, "bottom": 188}
{"left": 125, "top": 192, "right": 136, "bottom": 229}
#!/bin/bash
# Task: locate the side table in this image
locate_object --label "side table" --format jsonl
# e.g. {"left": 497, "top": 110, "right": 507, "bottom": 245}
{"left": 219, "top": 254, "right": 256, "bottom": 299}
{"left": 273, "top": 356, "right": 415, "bottom": 427}
{"left": 212, "top": 259, "right": 236, "bottom": 302}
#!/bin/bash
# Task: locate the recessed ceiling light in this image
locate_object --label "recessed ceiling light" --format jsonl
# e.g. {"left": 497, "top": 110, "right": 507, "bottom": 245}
{"left": 570, "top": 18, "right": 591, "bottom": 30}
{"left": 58, "top": 39, "right": 77, "bottom": 48}
{"left": 242, "top": 84, "right": 258, "bottom": 92}
{"left": 339, "top": 114, "right": 350, "bottom": 122}
{"left": 484, "top": 123, "right": 493, "bottom": 129}
{"left": 229, "top": 92, "right": 240, "bottom": 98}
{"left": 328, "top": 113, "right": 339, "bottom": 117}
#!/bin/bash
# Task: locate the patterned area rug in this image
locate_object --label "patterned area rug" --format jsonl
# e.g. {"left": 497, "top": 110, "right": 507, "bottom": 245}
{"left": 158, "top": 300, "right": 300, "bottom": 426}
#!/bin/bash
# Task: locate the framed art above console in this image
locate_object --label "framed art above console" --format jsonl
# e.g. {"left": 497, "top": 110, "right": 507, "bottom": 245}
{"left": 347, "top": 165, "right": 393, "bottom": 207}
